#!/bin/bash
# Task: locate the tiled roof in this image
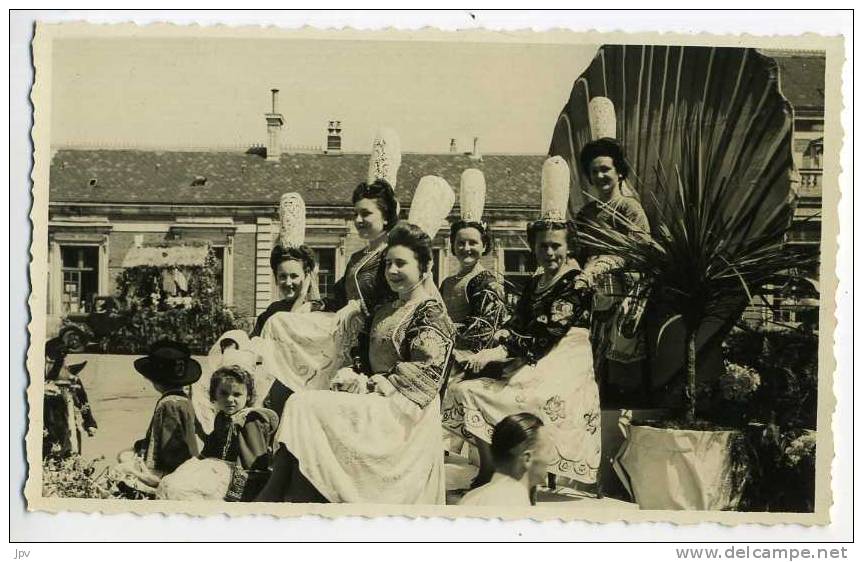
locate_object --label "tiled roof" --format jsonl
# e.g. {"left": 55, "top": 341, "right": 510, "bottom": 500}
{"left": 49, "top": 150, "right": 546, "bottom": 208}
{"left": 772, "top": 53, "right": 826, "bottom": 111}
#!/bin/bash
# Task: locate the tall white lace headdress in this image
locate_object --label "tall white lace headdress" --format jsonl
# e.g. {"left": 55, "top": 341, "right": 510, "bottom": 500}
{"left": 459, "top": 168, "right": 486, "bottom": 224}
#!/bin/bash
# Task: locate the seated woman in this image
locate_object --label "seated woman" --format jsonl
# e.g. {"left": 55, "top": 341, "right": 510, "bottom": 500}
{"left": 257, "top": 178, "right": 456, "bottom": 505}
{"left": 254, "top": 217, "right": 325, "bottom": 416}
{"left": 575, "top": 137, "right": 651, "bottom": 397}
{"left": 439, "top": 169, "right": 508, "bottom": 357}
{"left": 252, "top": 244, "right": 324, "bottom": 337}
{"left": 157, "top": 363, "right": 279, "bottom": 502}
{"left": 255, "top": 132, "right": 402, "bottom": 394}
{"left": 191, "top": 194, "right": 325, "bottom": 426}
{"left": 439, "top": 169, "right": 509, "bottom": 450}
{"left": 444, "top": 157, "right": 602, "bottom": 489}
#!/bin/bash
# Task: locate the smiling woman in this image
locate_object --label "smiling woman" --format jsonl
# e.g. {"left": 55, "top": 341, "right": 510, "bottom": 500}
{"left": 442, "top": 157, "right": 601, "bottom": 490}
{"left": 255, "top": 178, "right": 456, "bottom": 505}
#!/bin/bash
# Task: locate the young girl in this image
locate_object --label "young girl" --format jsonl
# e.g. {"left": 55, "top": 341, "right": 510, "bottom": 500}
{"left": 157, "top": 364, "right": 279, "bottom": 502}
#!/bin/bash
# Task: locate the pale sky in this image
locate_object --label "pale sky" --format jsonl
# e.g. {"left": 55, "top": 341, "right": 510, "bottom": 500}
{"left": 51, "top": 37, "right": 597, "bottom": 154}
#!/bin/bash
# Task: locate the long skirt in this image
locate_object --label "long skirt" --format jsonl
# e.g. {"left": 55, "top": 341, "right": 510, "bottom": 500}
{"left": 277, "top": 390, "right": 445, "bottom": 504}
{"left": 441, "top": 327, "right": 601, "bottom": 484}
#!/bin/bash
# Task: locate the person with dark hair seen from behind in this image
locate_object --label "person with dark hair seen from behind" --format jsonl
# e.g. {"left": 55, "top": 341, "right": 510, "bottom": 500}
{"left": 575, "top": 136, "right": 651, "bottom": 404}
{"left": 459, "top": 413, "right": 554, "bottom": 506}
{"left": 114, "top": 339, "right": 201, "bottom": 497}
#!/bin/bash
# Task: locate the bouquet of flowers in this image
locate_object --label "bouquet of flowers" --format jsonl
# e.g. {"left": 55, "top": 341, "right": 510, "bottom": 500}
{"left": 42, "top": 455, "right": 126, "bottom": 499}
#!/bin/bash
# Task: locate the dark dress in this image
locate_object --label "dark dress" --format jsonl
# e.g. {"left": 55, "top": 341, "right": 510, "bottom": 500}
{"left": 43, "top": 364, "right": 98, "bottom": 458}
{"left": 443, "top": 267, "right": 601, "bottom": 483}
{"left": 439, "top": 266, "right": 509, "bottom": 354}
{"left": 327, "top": 245, "right": 393, "bottom": 313}
{"left": 134, "top": 390, "right": 199, "bottom": 475}
{"left": 200, "top": 408, "right": 280, "bottom": 501}
{"left": 575, "top": 195, "right": 651, "bottom": 367}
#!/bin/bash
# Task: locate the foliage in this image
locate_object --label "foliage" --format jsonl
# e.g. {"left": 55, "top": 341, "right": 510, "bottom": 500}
{"left": 42, "top": 455, "right": 126, "bottom": 499}
{"left": 94, "top": 246, "right": 249, "bottom": 354}
{"left": 103, "top": 302, "right": 247, "bottom": 355}
{"left": 578, "top": 110, "right": 819, "bottom": 425}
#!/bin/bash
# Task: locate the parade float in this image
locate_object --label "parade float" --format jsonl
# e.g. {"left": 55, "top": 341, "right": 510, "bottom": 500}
{"left": 550, "top": 45, "right": 819, "bottom": 510}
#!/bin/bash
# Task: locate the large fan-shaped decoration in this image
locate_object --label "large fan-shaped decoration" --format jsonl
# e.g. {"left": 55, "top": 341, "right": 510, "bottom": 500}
{"left": 551, "top": 45, "right": 796, "bottom": 229}
{"left": 550, "top": 45, "right": 799, "bottom": 391}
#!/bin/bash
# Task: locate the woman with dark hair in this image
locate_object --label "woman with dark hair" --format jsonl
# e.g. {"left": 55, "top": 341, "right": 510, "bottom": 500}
{"left": 326, "top": 178, "right": 401, "bottom": 313}
{"left": 257, "top": 179, "right": 456, "bottom": 504}
{"left": 576, "top": 137, "right": 651, "bottom": 394}
{"left": 459, "top": 413, "right": 554, "bottom": 506}
{"left": 251, "top": 244, "right": 324, "bottom": 337}
{"left": 439, "top": 170, "right": 508, "bottom": 356}
{"left": 252, "top": 132, "right": 403, "bottom": 402}
{"left": 43, "top": 337, "right": 97, "bottom": 458}
{"left": 443, "top": 158, "right": 601, "bottom": 490}
{"left": 439, "top": 170, "right": 510, "bottom": 452}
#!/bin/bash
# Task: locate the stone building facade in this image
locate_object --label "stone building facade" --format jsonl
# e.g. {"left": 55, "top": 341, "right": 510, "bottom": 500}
{"left": 46, "top": 52, "right": 825, "bottom": 332}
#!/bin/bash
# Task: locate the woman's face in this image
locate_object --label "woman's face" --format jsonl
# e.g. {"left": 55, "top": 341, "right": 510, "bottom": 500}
{"left": 454, "top": 226, "right": 485, "bottom": 269}
{"left": 534, "top": 229, "right": 569, "bottom": 275}
{"left": 384, "top": 245, "right": 423, "bottom": 294}
{"left": 588, "top": 155, "right": 621, "bottom": 201}
{"left": 213, "top": 378, "right": 248, "bottom": 415}
{"left": 353, "top": 198, "right": 387, "bottom": 240}
{"left": 275, "top": 259, "right": 307, "bottom": 302}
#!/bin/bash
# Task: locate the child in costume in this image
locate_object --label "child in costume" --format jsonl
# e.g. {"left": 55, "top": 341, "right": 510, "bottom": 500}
{"left": 115, "top": 340, "right": 201, "bottom": 497}
{"left": 43, "top": 337, "right": 97, "bottom": 458}
{"left": 157, "top": 360, "right": 279, "bottom": 502}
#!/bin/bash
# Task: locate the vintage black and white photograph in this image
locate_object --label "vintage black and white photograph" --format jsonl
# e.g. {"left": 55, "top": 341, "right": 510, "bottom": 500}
{"left": 25, "top": 22, "right": 841, "bottom": 524}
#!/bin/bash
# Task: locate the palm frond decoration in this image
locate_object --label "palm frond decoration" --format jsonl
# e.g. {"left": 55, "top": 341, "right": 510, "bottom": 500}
{"left": 578, "top": 110, "right": 818, "bottom": 423}
{"left": 549, "top": 45, "right": 816, "bottom": 412}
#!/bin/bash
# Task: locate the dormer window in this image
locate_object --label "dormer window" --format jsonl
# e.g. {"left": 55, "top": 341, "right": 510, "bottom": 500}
{"left": 191, "top": 175, "right": 207, "bottom": 186}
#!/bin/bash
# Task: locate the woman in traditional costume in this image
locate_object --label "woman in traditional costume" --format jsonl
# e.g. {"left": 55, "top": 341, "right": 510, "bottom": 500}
{"left": 253, "top": 129, "right": 402, "bottom": 395}
{"left": 252, "top": 193, "right": 325, "bottom": 337}
{"left": 256, "top": 176, "right": 456, "bottom": 505}
{"left": 190, "top": 193, "right": 325, "bottom": 427}
{"left": 439, "top": 169, "right": 509, "bottom": 452}
{"left": 443, "top": 157, "right": 602, "bottom": 489}
{"left": 574, "top": 98, "right": 651, "bottom": 397}
{"left": 43, "top": 338, "right": 97, "bottom": 459}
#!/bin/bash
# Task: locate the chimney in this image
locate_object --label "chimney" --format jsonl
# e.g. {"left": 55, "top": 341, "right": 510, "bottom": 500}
{"left": 326, "top": 120, "right": 342, "bottom": 154}
{"left": 449, "top": 138, "right": 457, "bottom": 153}
{"left": 265, "top": 88, "right": 285, "bottom": 161}
{"left": 469, "top": 136, "right": 482, "bottom": 161}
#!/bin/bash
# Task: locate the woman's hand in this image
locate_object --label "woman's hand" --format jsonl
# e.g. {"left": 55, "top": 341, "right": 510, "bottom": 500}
{"left": 463, "top": 346, "right": 508, "bottom": 374}
{"left": 330, "top": 367, "right": 369, "bottom": 394}
{"left": 369, "top": 374, "right": 397, "bottom": 397}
